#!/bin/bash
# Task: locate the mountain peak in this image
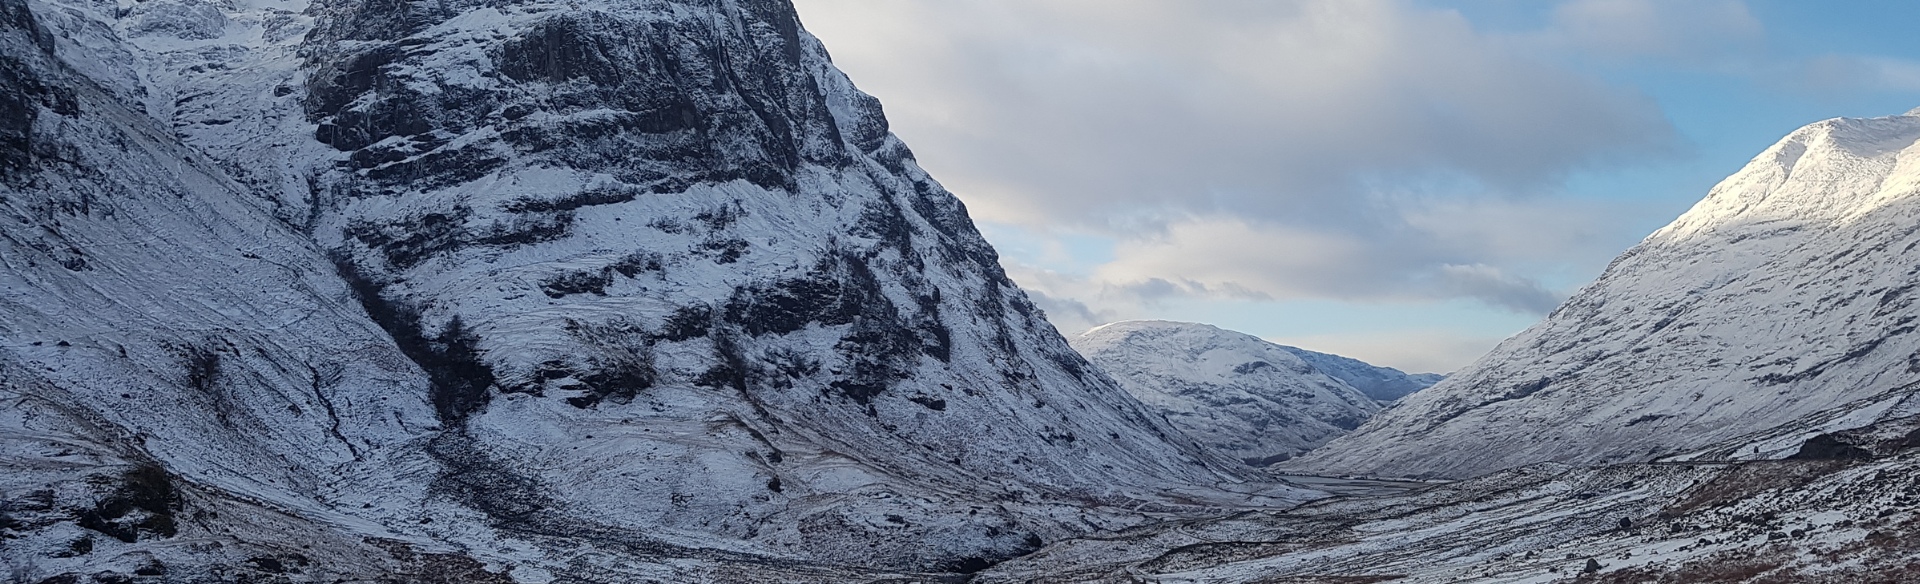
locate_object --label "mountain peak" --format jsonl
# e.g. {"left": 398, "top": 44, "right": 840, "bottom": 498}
{"left": 1655, "top": 113, "right": 1920, "bottom": 243}
{"left": 1290, "top": 112, "right": 1920, "bottom": 479}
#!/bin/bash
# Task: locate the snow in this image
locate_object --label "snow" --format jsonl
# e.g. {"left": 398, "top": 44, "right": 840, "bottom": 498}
{"left": 8, "top": 0, "right": 1918, "bottom": 578}
{"left": 1073, "top": 320, "right": 1436, "bottom": 467}
{"left": 0, "top": 0, "right": 1317, "bottom": 578}
{"left": 1290, "top": 111, "right": 1920, "bottom": 480}
{"left": 984, "top": 451, "right": 1920, "bottom": 582}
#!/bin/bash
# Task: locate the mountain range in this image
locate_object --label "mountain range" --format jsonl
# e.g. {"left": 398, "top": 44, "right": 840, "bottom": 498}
{"left": 976, "top": 108, "right": 1920, "bottom": 583}
{"left": 1290, "top": 109, "right": 1920, "bottom": 480}
{"left": 7, "top": 0, "right": 1920, "bottom": 579}
{"left": 1072, "top": 320, "right": 1439, "bottom": 467}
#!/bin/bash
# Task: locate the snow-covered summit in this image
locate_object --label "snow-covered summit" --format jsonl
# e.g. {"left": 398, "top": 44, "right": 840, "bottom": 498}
{"left": 1290, "top": 111, "right": 1920, "bottom": 479}
{"left": 1073, "top": 320, "right": 1434, "bottom": 466}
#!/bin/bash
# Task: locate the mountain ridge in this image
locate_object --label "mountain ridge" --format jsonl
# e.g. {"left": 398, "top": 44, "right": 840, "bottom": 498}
{"left": 1072, "top": 320, "right": 1438, "bottom": 467}
{"left": 1289, "top": 109, "right": 1920, "bottom": 479}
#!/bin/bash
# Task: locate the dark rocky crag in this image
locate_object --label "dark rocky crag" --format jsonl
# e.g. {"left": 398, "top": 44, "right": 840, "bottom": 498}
{"left": 292, "top": 0, "right": 1279, "bottom": 569}
{"left": 1, "top": 0, "right": 1301, "bottom": 579}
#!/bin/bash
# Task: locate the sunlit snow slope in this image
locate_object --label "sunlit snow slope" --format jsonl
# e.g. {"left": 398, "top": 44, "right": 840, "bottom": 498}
{"left": 1293, "top": 111, "right": 1920, "bottom": 479}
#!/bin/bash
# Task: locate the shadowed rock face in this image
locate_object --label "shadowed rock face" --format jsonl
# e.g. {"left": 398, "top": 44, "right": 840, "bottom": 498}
{"left": 0, "top": 0, "right": 73, "bottom": 178}
{"left": 304, "top": 0, "right": 858, "bottom": 192}
{"left": 292, "top": 0, "right": 1273, "bottom": 566}
{"left": 0, "top": 0, "right": 1308, "bottom": 578}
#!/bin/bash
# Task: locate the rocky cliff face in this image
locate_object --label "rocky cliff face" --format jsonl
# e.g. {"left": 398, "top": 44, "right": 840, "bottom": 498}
{"left": 0, "top": 0, "right": 1308, "bottom": 579}
{"left": 1072, "top": 321, "right": 1432, "bottom": 467}
{"left": 1291, "top": 111, "right": 1920, "bottom": 480}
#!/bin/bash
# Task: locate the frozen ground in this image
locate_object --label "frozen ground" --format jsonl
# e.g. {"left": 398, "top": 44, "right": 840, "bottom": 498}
{"left": 985, "top": 448, "right": 1920, "bottom": 582}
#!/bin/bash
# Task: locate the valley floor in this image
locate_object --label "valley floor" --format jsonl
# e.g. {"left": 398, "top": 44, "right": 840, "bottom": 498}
{"left": 1270, "top": 475, "right": 1435, "bottom": 499}
{"left": 981, "top": 454, "right": 1920, "bottom": 583}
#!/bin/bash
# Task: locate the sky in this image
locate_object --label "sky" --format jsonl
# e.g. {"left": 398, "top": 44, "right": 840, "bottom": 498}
{"left": 789, "top": 0, "right": 1920, "bottom": 374}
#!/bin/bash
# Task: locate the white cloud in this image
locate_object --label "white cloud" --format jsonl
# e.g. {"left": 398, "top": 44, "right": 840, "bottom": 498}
{"left": 1428, "top": 263, "right": 1561, "bottom": 315}
{"left": 795, "top": 0, "right": 1677, "bottom": 229}
{"left": 1796, "top": 54, "right": 1920, "bottom": 93}
{"left": 1079, "top": 214, "right": 1579, "bottom": 313}
{"left": 1521, "top": 0, "right": 1920, "bottom": 96}
{"left": 1018, "top": 192, "right": 1633, "bottom": 312}
{"left": 792, "top": 0, "right": 1695, "bottom": 365}
{"left": 1020, "top": 288, "right": 1117, "bottom": 338}
{"left": 1527, "top": 0, "right": 1763, "bottom": 65}
{"left": 794, "top": 0, "right": 1920, "bottom": 371}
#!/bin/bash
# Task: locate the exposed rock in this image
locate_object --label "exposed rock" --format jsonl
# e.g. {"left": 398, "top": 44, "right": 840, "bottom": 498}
{"left": 0, "top": 0, "right": 1309, "bottom": 578}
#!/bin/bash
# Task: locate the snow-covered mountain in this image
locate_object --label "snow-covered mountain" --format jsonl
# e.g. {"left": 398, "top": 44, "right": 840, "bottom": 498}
{"left": 1072, "top": 321, "right": 1436, "bottom": 467}
{"left": 1291, "top": 110, "right": 1920, "bottom": 480}
{"left": 1280, "top": 346, "right": 1444, "bottom": 402}
{"left": 0, "top": 0, "right": 1318, "bottom": 579}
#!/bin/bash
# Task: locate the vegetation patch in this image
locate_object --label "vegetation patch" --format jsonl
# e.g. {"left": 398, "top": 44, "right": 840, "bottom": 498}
{"left": 344, "top": 207, "right": 469, "bottom": 269}
{"left": 610, "top": 252, "right": 662, "bottom": 278}
{"left": 697, "top": 237, "right": 749, "bottom": 264}
{"left": 559, "top": 317, "right": 656, "bottom": 408}
{"left": 498, "top": 184, "right": 644, "bottom": 214}
{"left": 178, "top": 344, "right": 221, "bottom": 393}
{"left": 1664, "top": 461, "right": 1851, "bottom": 516}
{"left": 658, "top": 305, "right": 712, "bottom": 342}
{"left": 540, "top": 268, "right": 613, "bottom": 298}
{"left": 333, "top": 255, "right": 496, "bottom": 423}
{"left": 73, "top": 463, "right": 178, "bottom": 543}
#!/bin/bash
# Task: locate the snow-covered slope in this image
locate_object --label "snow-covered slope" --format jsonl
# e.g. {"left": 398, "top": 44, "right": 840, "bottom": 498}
{"left": 1280, "top": 346, "right": 1444, "bottom": 402}
{"left": 982, "top": 450, "right": 1920, "bottom": 583}
{"left": 286, "top": 0, "right": 1305, "bottom": 567}
{"left": 0, "top": 0, "right": 462, "bottom": 577}
{"left": 1292, "top": 110, "right": 1920, "bottom": 480}
{"left": 1, "top": 0, "right": 1316, "bottom": 578}
{"left": 1073, "top": 321, "right": 1432, "bottom": 467}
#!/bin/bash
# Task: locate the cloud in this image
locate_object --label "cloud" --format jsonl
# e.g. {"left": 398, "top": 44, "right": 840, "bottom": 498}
{"left": 1527, "top": 0, "right": 1763, "bottom": 65}
{"left": 794, "top": 0, "right": 1678, "bottom": 230}
{"left": 1019, "top": 287, "right": 1115, "bottom": 338}
{"left": 1428, "top": 264, "right": 1562, "bottom": 315}
{"left": 1083, "top": 213, "right": 1583, "bottom": 314}
{"left": 1081, "top": 189, "right": 1630, "bottom": 305}
{"left": 1521, "top": 0, "right": 1920, "bottom": 96}
{"left": 1795, "top": 54, "right": 1920, "bottom": 93}
{"left": 792, "top": 0, "right": 1683, "bottom": 361}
